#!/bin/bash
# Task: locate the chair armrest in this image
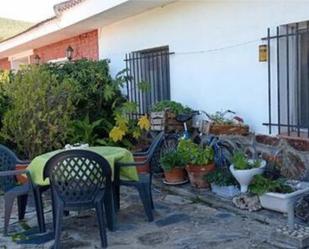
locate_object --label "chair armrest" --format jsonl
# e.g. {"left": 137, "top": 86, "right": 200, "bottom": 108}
{"left": 16, "top": 160, "right": 31, "bottom": 165}
{"left": 0, "top": 169, "right": 30, "bottom": 177}
{"left": 133, "top": 151, "right": 149, "bottom": 156}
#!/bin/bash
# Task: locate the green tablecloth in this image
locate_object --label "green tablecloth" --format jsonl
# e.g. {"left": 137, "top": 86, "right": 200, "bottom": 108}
{"left": 27, "top": 146, "right": 138, "bottom": 186}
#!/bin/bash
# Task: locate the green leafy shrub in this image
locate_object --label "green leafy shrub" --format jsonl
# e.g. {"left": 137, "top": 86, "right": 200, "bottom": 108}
{"left": 249, "top": 175, "right": 294, "bottom": 196}
{"left": 1, "top": 65, "right": 75, "bottom": 159}
{"left": 43, "top": 59, "right": 125, "bottom": 123}
{"left": 231, "top": 150, "right": 261, "bottom": 170}
{"left": 0, "top": 70, "right": 11, "bottom": 129}
{"left": 160, "top": 150, "right": 186, "bottom": 171}
{"left": 151, "top": 100, "right": 192, "bottom": 115}
{"left": 178, "top": 139, "right": 214, "bottom": 166}
{"left": 204, "top": 168, "right": 237, "bottom": 186}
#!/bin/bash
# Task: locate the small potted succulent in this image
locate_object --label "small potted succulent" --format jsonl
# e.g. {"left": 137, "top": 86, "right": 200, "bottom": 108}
{"left": 160, "top": 150, "right": 187, "bottom": 185}
{"left": 229, "top": 150, "right": 266, "bottom": 193}
{"left": 204, "top": 168, "right": 240, "bottom": 198}
{"left": 178, "top": 140, "right": 215, "bottom": 188}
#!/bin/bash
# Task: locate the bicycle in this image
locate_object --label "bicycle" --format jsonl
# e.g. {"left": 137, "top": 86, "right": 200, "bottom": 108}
{"left": 151, "top": 109, "right": 238, "bottom": 173}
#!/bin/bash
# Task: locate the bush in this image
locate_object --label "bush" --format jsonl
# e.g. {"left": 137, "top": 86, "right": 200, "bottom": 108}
{"left": 0, "top": 70, "right": 11, "bottom": 129}
{"left": 43, "top": 59, "right": 125, "bottom": 123}
{"left": 1, "top": 65, "right": 75, "bottom": 159}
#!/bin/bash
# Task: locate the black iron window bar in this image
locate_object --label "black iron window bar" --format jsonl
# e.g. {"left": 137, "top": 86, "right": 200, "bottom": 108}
{"left": 262, "top": 21, "right": 309, "bottom": 137}
{"left": 124, "top": 47, "right": 174, "bottom": 118}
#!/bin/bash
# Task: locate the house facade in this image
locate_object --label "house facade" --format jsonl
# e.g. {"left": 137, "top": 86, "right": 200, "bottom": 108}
{"left": 1, "top": 0, "right": 309, "bottom": 137}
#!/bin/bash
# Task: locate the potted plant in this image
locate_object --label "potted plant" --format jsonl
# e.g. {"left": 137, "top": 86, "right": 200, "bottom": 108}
{"left": 160, "top": 150, "right": 187, "bottom": 184}
{"left": 249, "top": 175, "right": 309, "bottom": 213}
{"left": 178, "top": 140, "right": 215, "bottom": 188}
{"left": 204, "top": 168, "right": 240, "bottom": 198}
{"left": 208, "top": 110, "right": 249, "bottom": 135}
{"left": 229, "top": 150, "right": 266, "bottom": 193}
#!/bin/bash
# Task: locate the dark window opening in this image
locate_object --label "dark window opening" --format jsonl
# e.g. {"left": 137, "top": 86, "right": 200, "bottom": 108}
{"left": 263, "top": 21, "right": 309, "bottom": 137}
{"left": 125, "top": 46, "right": 173, "bottom": 116}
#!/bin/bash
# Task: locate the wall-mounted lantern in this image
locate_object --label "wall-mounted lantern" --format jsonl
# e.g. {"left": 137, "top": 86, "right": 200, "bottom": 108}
{"left": 66, "top": 45, "right": 74, "bottom": 61}
{"left": 34, "top": 54, "right": 41, "bottom": 64}
{"left": 259, "top": 44, "right": 268, "bottom": 62}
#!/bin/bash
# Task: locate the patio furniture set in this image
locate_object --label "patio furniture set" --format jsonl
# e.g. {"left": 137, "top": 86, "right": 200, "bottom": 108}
{"left": 0, "top": 131, "right": 164, "bottom": 248}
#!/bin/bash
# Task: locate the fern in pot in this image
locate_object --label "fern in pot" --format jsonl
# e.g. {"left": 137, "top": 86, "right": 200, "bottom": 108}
{"left": 160, "top": 150, "right": 187, "bottom": 185}
{"left": 204, "top": 168, "right": 240, "bottom": 198}
{"left": 178, "top": 140, "right": 215, "bottom": 188}
{"left": 229, "top": 150, "right": 266, "bottom": 193}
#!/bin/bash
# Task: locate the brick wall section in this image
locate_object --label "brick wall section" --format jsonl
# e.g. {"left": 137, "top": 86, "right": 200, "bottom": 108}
{"left": 33, "top": 29, "right": 98, "bottom": 63}
{"left": 0, "top": 58, "right": 10, "bottom": 70}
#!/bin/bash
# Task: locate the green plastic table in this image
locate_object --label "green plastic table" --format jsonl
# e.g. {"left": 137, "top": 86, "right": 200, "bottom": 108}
{"left": 27, "top": 146, "right": 138, "bottom": 186}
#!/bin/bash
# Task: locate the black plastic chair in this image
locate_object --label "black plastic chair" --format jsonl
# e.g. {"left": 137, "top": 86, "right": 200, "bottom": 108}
{"left": 114, "top": 131, "right": 164, "bottom": 222}
{"left": 43, "top": 150, "right": 114, "bottom": 249}
{"left": 0, "top": 144, "right": 40, "bottom": 235}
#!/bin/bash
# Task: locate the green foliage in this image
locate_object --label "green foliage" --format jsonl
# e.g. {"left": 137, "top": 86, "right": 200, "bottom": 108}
{"left": 0, "top": 17, "right": 32, "bottom": 41}
{"left": 152, "top": 100, "right": 192, "bottom": 115}
{"left": 204, "top": 168, "right": 237, "bottom": 186}
{"left": 69, "top": 115, "right": 106, "bottom": 145}
{"left": 42, "top": 59, "right": 125, "bottom": 124}
{"left": 209, "top": 111, "right": 234, "bottom": 124}
{"left": 1, "top": 65, "right": 74, "bottom": 159}
{"left": 231, "top": 150, "right": 261, "bottom": 170}
{"left": 160, "top": 150, "right": 186, "bottom": 171}
{"left": 178, "top": 139, "right": 214, "bottom": 166}
{"left": 0, "top": 70, "right": 11, "bottom": 129}
{"left": 249, "top": 175, "right": 294, "bottom": 196}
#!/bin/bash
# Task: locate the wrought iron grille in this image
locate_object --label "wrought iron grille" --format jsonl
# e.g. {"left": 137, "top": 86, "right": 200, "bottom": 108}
{"left": 125, "top": 46, "right": 173, "bottom": 116}
{"left": 263, "top": 21, "right": 309, "bottom": 137}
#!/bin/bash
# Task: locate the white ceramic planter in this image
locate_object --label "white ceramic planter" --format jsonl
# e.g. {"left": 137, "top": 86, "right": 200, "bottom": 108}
{"left": 211, "top": 183, "right": 240, "bottom": 198}
{"left": 259, "top": 181, "right": 309, "bottom": 213}
{"left": 229, "top": 160, "right": 266, "bottom": 193}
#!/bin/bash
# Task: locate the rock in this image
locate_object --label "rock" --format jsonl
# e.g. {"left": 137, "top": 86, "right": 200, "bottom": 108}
{"left": 295, "top": 195, "right": 309, "bottom": 222}
{"left": 138, "top": 231, "right": 169, "bottom": 245}
{"left": 163, "top": 194, "right": 192, "bottom": 205}
{"left": 232, "top": 194, "right": 262, "bottom": 212}
{"left": 155, "top": 213, "right": 190, "bottom": 227}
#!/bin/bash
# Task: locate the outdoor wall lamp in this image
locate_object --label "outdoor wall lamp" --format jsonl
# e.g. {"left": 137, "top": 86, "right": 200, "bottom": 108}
{"left": 34, "top": 54, "right": 41, "bottom": 64}
{"left": 66, "top": 45, "right": 74, "bottom": 61}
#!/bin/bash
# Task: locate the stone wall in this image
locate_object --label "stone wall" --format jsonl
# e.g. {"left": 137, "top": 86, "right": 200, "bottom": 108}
{"left": 219, "top": 134, "right": 309, "bottom": 181}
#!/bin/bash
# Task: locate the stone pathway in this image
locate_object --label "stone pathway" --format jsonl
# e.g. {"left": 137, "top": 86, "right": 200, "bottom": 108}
{"left": 0, "top": 180, "right": 297, "bottom": 249}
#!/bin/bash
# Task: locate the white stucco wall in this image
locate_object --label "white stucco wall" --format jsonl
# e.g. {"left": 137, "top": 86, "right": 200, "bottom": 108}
{"left": 98, "top": 0, "right": 309, "bottom": 134}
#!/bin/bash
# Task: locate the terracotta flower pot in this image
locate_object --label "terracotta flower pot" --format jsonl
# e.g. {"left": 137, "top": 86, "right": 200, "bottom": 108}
{"left": 164, "top": 167, "right": 187, "bottom": 183}
{"left": 186, "top": 163, "right": 215, "bottom": 188}
{"left": 134, "top": 155, "right": 150, "bottom": 174}
{"left": 15, "top": 164, "right": 29, "bottom": 184}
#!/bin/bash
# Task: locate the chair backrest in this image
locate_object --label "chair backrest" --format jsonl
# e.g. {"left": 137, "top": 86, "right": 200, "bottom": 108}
{"left": 0, "top": 145, "right": 19, "bottom": 192}
{"left": 43, "top": 150, "right": 112, "bottom": 206}
{"left": 146, "top": 132, "right": 164, "bottom": 166}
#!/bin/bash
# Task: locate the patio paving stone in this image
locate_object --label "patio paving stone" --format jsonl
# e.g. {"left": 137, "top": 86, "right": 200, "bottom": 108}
{"left": 0, "top": 176, "right": 303, "bottom": 248}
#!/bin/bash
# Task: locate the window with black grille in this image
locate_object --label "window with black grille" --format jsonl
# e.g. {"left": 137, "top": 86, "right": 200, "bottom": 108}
{"left": 125, "top": 46, "right": 172, "bottom": 116}
{"left": 263, "top": 21, "right": 309, "bottom": 137}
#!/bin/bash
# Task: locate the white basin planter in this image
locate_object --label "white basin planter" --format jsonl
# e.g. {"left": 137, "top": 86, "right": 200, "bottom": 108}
{"left": 229, "top": 160, "right": 266, "bottom": 193}
{"left": 259, "top": 181, "right": 309, "bottom": 230}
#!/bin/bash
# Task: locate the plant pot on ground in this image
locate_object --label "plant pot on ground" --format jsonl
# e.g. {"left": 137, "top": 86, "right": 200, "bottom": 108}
{"left": 249, "top": 175, "right": 309, "bottom": 213}
{"left": 204, "top": 168, "right": 240, "bottom": 198}
{"left": 229, "top": 150, "right": 266, "bottom": 193}
{"left": 178, "top": 139, "right": 215, "bottom": 188}
{"left": 160, "top": 150, "right": 187, "bottom": 184}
